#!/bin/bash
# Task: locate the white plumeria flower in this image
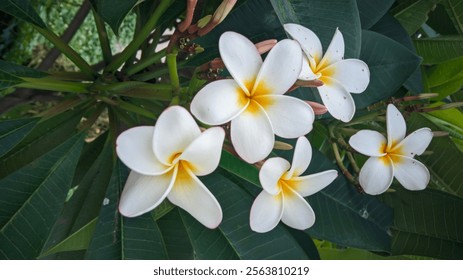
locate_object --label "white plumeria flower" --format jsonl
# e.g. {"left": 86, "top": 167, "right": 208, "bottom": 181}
{"left": 191, "top": 31, "right": 315, "bottom": 164}
{"left": 116, "top": 106, "right": 225, "bottom": 229}
{"left": 349, "top": 104, "right": 433, "bottom": 195}
{"left": 284, "top": 23, "right": 370, "bottom": 122}
{"left": 250, "top": 137, "right": 338, "bottom": 233}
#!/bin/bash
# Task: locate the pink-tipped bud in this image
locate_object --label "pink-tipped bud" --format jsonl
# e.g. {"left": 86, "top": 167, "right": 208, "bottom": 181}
{"left": 296, "top": 79, "right": 324, "bottom": 87}
{"left": 178, "top": 0, "right": 198, "bottom": 32}
{"left": 306, "top": 101, "right": 328, "bottom": 115}
{"left": 198, "top": 0, "right": 237, "bottom": 36}
{"left": 255, "top": 39, "right": 277, "bottom": 54}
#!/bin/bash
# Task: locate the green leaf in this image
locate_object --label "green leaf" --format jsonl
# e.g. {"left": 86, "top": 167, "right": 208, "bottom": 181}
{"left": 0, "top": 118, "right": 38, "bottom": 157}
{"left": 86, "top": 161, "right": 168, "bottom": 260}
{"left": 426, "top": 57, "right": 463, "bottom": 99}
{"left": 89, "top": 0, "right": 138, "bottom": 35}
{"left": 382, "top": 188, "right": 463, "bottom": 259}
{"left": 353, "top": 30, "right": 421, "bottom": 109}
{"left": 414, "top": 36, "right": 463, "bottom": 64}
{"left": 219, "top": 150, "right": 260, "bottom": 187}
{"left": 443, "top": 0, "right": 463, "bottom": 34}
{"left": 39, "top": 219, "right": 97, "bottom": 258}
{"left": 393, "top": 0, "right": 441, "bottom": 35}
{"left": 407, "top": 113, "right": 463, "bottom": 199}
{"left": 157, "top": 209, "right": 194, "bottom": 260}
{"left": 428, "top": 3, "right": 459, "bottom": 35}
{"left": 270, "top": 0, "right": 362, "bottom": 58}
{"left": 0, "top": 0, "right": 46, "bottom": 28}
{"left": 0, "top": 134, "right": 84, "bottom": 259}
{"left": 356, "top": 0, "right": 395, "bottom": 29}
{"left": 0, "top": 60, "right": 47, "bottom": 90}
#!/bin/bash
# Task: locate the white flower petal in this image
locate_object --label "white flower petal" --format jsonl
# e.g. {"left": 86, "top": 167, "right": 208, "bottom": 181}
{"left": 230, "top": 101, "right": 274, "bottom": 163}
{"left": 168, "top": 163, "right": 222, "bottom": 229}
{"left": 325, "top": 59, "right": 370, "bottom": 93}
{"left": 281, "top": 188, "right": 316, "bottom": 230}
{"left": 317, "top": 78, "right": 356, "bottom": 122}
{"left": 253, "top": 39, "right": 302, "bottom": 96}
{"left": 349, "top": 130, "right": 387, "bottom": 157}
{"left": 250, "top": 191, "right": 283, "bottom": 233}
{"left": 219, "top": 31, "right": 262, "bottom": 94}
{"left": 318, "top": 28, "right": 344, "bottom": 69}
{"left": 119, "top": 170, "right": 176, "bottom": 217}
{"left": 190, "top": 79, "right": 249, "bottom": 125}
{"left": 259, "top": 157, "right": 290, "bottom": 195}
{"left": 153, "top": 106, "right": 201, "bottom": 165}
{"left": 256, "top": 95, "right": 314, "bottom": 138}
{"left": 179, "top": 127, "right": 225, "bottom": 176}
{"left": 289, "top": 169, "right": 338, "bottom": 197}
{"left": 116, "top": 126, "right": 170, "bottom": 176}
{"left": 386, "top": 104, "right": 406, "bottom": 150}
{"left": 299, "top": 55, "right": 321, "bottom": 80}
{"left": 286, "top": 136, "right": 312, "bottom": 179}
{"left": 394, "top": 128, "right": 433, "bottom": 157}
{"left": 284, "top": 23, "right": 323, "bottom": 65}
{"left": 393, "top": 155, "right": 430, "bottom": 191}
{"left": 359, "top": 156, "right": 394, "bottom": 195}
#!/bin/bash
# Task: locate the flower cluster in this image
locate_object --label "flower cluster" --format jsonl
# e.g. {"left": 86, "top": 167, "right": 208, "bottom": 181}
{"left": 115, "top": 23, "right": 432, "bottom": 233}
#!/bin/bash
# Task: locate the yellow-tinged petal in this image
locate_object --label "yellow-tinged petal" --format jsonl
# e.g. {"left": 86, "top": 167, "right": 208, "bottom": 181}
{"left": 386, "top": 104, "right": 406, "bottom": 151}
{"left": 359, "top": 156, "right": 394, "bottom": 195}
{"left": 259, "top": 157, "right": 291, "bottom": 195}
{"left": 285, "top": 136, "right": 312, "bottom": 179}
{"left": 317, "top": 78, "right": 356, "bottom": 122}
{"left": 284, "top": 23, "right": 323, "bottom": 66}
{"left": 317, "top": 28, "right": 344, "bottom": 71}
{"left": 393, "top": 128, "right": 433, "bottom": 157}
{"left": 325, "top": 59, "right": 370, "bottom": 93}
{"left": 288, "top": 169, "right": 338, "bottom": 197}
{"left": 281, "top": 188, "right": 316, "bottom": 230}
{"left": 349, "top": 130, "right": 387, "bottom": 157}
{"left": 249, "top": 191, "right": 283, "bottom": 233}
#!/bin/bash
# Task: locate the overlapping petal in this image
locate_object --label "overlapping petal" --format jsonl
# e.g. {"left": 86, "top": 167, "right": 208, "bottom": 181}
{"left": 349, "top": 130, "right": 387, "bottom": 157}
{"left": 190, "top": 79, "right": 249, "bottom": 125}
{"left": 325, "top": 59, "right": 370, "bottom": 93}
{"left": 119, "top": 170, "right": 176, "bottom": 217}
{"left": 153, "top": 106, "right": 201, "bottom": 165}
{"left": 230, "top": 102, "right": 274, "bottom": 163}
{"left": 394, "top": 128, "right": 433, "bottom": 157}
{"left": 259, "top": 157, "right": 290, "bottom": 195}
{"left": 299, "top": 55, "right": 320, "bottom": 80}
{"left": 359, "top": 156, "right": 394, "bottom": 195}
{"left": 249, "top": 191, "right": 283, "bottom": 233}
{"left": 219, "top": 31, "right": 262, "bottom": 94}
{"left": 386, "top": 104, "right": 406, "bottom": 150}
{"left": 318, "top": 28, "right": 344, "bottom": 69}
{"left": 116, "top": 126, "right": 170, "bottom": 176}
{"left": 318, "top": 78, "right": 356, "bottom": 122}
{"left": 284, "top": 23, "right": 322, "bottom": 65}
{"left": 285, "top": 136, "right": 312, "bottom": 179}
{"left": 393, "top": 155, "right": 430, "bottom": 191}
{"left": 253, "top": 39, "right": 302, "bottom": 96}
{"left": 168, "top": 163, "right": 222, "bottom": 229}
{"left": 256, "top": 95, "right": 314, "bottom": 138}
{"left": 281, "top": 188, "right": 316, "bottom": 230}
{"left": 289, "top": 170, "right": 338, "bottom": 197}
{"left": 179, "top": 127, "right": 225, "bottom": 176}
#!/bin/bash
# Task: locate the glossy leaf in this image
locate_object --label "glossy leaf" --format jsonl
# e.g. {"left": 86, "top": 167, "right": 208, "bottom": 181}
{"left": 90, "top": 0, "right": 138, "bottom": 35}
{"left": 382, "top": 188, "right": 463, "bottom": 259}
{"left": 86, "top": 161, "right": 168, "bottom": 260}
{"left": 270, "top": 0, "right": 362, "bottom": 58}
{"left": 393, "top": 0, "right": 441, "bottom": 35}
{"left": 0, "top": 0, "right": 47, "bottom": 28}
{"left": 356, "top": 0, "right": 395, "bottom": 29}
{"left": 0, "top": 134, "right": 84, "bottom": 259}
{"left": 354, "top": 30, "right": 421, "bottom": 109}
{"left": 414, "top": 36, "right": 463, "bottom": 64}
{"left": 0, "top": 118, "right": 38, "bottom": 157}
{"left": 426, "top": 57, "right": 463, "bottom": 99}
{"left": 0, "top": 60, "right": 47, "bottom": 90}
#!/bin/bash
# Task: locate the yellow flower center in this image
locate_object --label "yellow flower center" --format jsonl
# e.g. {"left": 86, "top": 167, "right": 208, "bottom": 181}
{"left": 379, "top": 142, "right": 404, "bottom": 165}
{"left": 236, "top": 79, "right": 274, "bottom": 114}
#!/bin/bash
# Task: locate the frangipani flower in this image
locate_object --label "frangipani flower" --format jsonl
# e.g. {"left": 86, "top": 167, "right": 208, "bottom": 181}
{"left": 191, "top": 31, "right": 315, "bottom": 163}
{"left": 284, "top": 23, "right": 370, "bottom": 122}
{"left": 349, "top": 104, "right": 433, "bottom": 195}
{"left": 250, "top": 137, "right": 338, "bottom": 233}
{"left": 116, "top": 106, "right": 225, "bottom": 228}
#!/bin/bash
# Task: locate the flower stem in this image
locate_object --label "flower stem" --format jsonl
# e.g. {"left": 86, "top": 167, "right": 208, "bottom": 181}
{"left": 18, "top": 77, "right": 90, "bottom": 93}
{"left": 92, "top": 8, "right": 112, "bottom": 65}
{"left": 125, "top": 49, "right": 166, "bottom": 76}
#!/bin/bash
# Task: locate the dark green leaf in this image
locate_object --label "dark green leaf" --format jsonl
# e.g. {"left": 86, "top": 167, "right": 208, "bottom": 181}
{"left": 0, "top": 0, "right": 47, "bottom": 28}
{"left": 90, "top": 0, "right": 138, "bottom": 35}
{"left": 393, "top": 0, "right": 441, "bottom": 35}
{"left": 86, "top": 161, "right": 168, "bottom": 260}
{"left": 428, "top": 3, "right": 459, "bottom": 35}
{"left": 354, "top": 30, "right": 421, "bottom": 109}
{"left": 443, "top": 0, "right": 463, "bottom": 34}
{"left": 0, "top": 118, "right": 38, "bottom": 157}
{"left": 157, "top": 209, "right": 194, "bottom": 260}
{"left": 219, "top": 150, "right": 260, "bottom": 187}
{"left": 356, "top": 0, "right": 395, "bottom": 29}
{"left": 0, "top": 134, "right": 84, "bottom": 259}
{"left": 414, "top": 36, "right": 463, "bottom": 64}
{"left": 270, "top": 0, "right": 361, "bottom": 58}
{"left": 382, "top": 188, "right": 463, "bottom": 259}
{"left": 0, "top": 60, "right": 47, "bottom": 90}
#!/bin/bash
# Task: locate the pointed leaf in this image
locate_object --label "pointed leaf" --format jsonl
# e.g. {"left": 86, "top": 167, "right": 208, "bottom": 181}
{"left": 0, "top": 134, "right": 84, "bottom": 259}
{"left": 89, "top": 0, "right": 138, "bottom": 35}
{"left": 0, "top": 0, "right": 46, "bottom": 28}
{"left": 0, "top": 118, "right": 38, "bottom": 157}
{"left": 393, "top": 0, "right": 442, "bottom": 35}
{"left": 157, "top": 209, "right": 194, "bottom": 260}
{"left": 0, "top": 60, "right": 47, "bottom": 90}
{"left": 356, "top": 0, "right": 395, "bottom": 29}
{"left": 219, "top": 150, "right": 260, "bottom": 187}
{"left": 414, "top": 36, "right": 463, "bottom": 64}
{"left": 443, "top": 0, "right": 463, "bottom": 35}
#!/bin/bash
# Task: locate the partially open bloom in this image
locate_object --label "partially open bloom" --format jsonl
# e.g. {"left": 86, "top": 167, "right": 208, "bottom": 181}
{"left": 349, "top": 104, "right": 433, "bottom": 195}
{"left": 191, "top": 32, "right": 315, "bottom": 163}
{"left": 116, "top": 106, "right": 225, "bottom": 228}
{"left": 284, "top": 23, "right": 370, "bottom": 122}
{"left": 250, "top": 137, "right": 338, "bottom": 232}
